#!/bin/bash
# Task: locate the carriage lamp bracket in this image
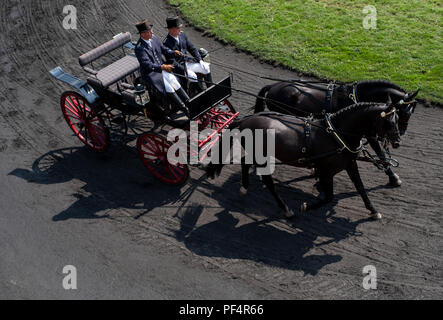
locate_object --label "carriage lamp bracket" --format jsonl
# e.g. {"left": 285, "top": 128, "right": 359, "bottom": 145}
{"left": 134, "top": 83, "right": 150, "bottom": 106}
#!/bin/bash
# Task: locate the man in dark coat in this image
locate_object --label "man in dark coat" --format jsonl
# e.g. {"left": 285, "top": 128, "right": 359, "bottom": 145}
{"left": 163, "top": 16, "right": 212, "bottom": 93}
{"left": 134, "top": 20, "right": 190, "bottom": 118}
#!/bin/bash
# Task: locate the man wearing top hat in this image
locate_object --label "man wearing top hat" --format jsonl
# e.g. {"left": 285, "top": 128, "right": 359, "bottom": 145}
{"left": 163, "top": 16, "right": 212, "bottom": 94}
{"left": 134, "top": 20, "right": 191, "bottom": 118}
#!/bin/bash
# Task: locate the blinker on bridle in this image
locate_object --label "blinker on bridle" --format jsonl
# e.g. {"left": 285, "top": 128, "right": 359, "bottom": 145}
{"left": 380, "top": 108, "right": 396, "bottom": 118}
{"left": 398, "top": 99, "right": 416, "bottom": 105}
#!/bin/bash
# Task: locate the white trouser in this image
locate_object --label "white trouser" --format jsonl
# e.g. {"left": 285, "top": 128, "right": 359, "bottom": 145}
{"left": 185, "top": 61, "right": 211, "bottom": 82}
{"left": 162, "top": 70, "right": 182, "bottom": 93}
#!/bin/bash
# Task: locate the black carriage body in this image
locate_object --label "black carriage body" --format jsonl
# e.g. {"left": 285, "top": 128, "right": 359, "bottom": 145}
{"left": 189, "top": 76, "right": 232, "bottom": 119}
{"left": 86, "top": 79, "right": 143, "bottom": 115}
{"left": 50, "top": 31, "right": 238, "bottom": 185}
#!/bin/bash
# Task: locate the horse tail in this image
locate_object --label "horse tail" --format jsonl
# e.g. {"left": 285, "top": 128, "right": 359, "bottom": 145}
{"left": 251, "top": 85, "right": 273, "bottom": 113}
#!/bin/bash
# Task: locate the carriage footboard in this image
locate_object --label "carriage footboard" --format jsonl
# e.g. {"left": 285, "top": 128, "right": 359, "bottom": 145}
{"left": 188, "top": 76, "right": 232, "bottom": 120}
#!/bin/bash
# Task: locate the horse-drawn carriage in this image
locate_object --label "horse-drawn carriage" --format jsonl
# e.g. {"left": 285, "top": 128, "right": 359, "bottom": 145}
{"left": 49, "top": 31, "right": 417, "bottom": 220}
{"left": 50, "top": 32, "right": 238, "bottom": 185}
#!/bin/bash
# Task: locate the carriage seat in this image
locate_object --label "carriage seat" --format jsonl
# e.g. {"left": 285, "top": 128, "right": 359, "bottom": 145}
{"left": 89, "top": 55, "right": 139, "bottom": 88}
{"left": 78, "top": 32, "right": 140, "bottom": 89}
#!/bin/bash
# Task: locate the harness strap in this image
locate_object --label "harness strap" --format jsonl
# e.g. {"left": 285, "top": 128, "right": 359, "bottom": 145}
{"left": 325, "top": 114, "right": 363, "bottom": 154}
{"left": 325, "top": 83, "right": 335, "bottom": 113}
{"left": 349, "top": 82, "right": 358, "bottom": 104}
{"left": 302, "top": 118, "right": 312, "bottom": 156}
{"left": 298, "top": 148, "right": 344, "bottom": 165}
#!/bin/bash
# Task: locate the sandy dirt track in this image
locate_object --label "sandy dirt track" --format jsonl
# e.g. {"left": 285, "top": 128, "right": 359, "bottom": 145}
{"left": 0, "top": 0, "right": 442, "bottom": 299}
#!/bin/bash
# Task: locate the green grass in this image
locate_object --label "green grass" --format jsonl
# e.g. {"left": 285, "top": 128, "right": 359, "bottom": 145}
{"left": 169, "top": 0, "right": 442, "bottom": 103}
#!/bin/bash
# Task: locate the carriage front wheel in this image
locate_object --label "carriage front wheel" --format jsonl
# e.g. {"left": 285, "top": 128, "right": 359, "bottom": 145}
{"left": 60, "top": 91, "right": 109, "bottom": 152}
{"left": 137, "top": 133, "right": 189, "bottom": 186}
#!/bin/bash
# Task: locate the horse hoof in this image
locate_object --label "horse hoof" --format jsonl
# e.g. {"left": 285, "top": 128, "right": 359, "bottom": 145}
{"left": 389, "top": 174, "right": 402, "bottom": 187}
{"left": 370, "top": 212, "right": 382, "bottom": 220}
{"left": 284, "top": 209, "right": 295, "bottom": 219}
{"left": 300, "top": 202, "right": 308, "bottom": 213}
{"left": 239, "top": 186, "right": 247, "bottom": 196}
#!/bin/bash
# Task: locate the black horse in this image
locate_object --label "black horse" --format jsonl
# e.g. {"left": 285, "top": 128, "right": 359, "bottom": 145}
{"left": 254, "top": 80, "right": 419, "bottom": 187}
{"left": 207, "top": 102, "right": 401, "bottom": 220}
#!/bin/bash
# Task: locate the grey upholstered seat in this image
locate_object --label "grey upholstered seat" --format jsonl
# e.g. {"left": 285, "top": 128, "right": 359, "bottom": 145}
{"left": 79, "top": 32, "right": 140, "bottom": 88}
{"left": 93, "top": 55, "right": 140, "bottom": 88}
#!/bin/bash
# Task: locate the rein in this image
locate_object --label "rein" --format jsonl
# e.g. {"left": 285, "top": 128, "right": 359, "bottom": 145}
{"left": 173, "top": 57, "right": 400, "bottom": 169}
{"left": 170, "top": 68, "right": 327, "bottom": 117}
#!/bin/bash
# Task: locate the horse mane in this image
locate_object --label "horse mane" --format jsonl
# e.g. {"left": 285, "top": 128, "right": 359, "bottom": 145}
{"left": 330, "top": 102, "right": 386, "bottom": 119}
{"left": 355, "top": 80, "right": 407, "bottom": 93}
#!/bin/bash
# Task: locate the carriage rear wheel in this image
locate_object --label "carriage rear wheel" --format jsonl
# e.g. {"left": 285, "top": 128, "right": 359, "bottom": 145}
{"left": 60, "top": 91, "right": 109, "bottom": 152}
{"left": 137, "top": 133, "right": 189, "bottom": 186}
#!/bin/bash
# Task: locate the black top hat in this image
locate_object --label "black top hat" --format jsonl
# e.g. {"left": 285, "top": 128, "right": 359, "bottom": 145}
{"left": 136, "top": 20, "right": 153, "bottom": 33}
{"left": 166, "top": 16, "right": 183, "bottom": 29}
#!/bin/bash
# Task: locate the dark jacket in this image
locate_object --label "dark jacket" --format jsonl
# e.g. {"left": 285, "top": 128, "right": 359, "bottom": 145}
{"left": 134, "top": 35, "right": 175, "bottom": 94}
{"left": 163, "top": 32, "right": 202, "bottom": 76}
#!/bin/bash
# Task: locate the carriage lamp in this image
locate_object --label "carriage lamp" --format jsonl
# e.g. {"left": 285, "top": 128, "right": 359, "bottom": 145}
{"left": 199, "top": 48, "right": 210, "bottom": 63}
{"left": 134, "top": 83, "right": 150, "bottom": 106}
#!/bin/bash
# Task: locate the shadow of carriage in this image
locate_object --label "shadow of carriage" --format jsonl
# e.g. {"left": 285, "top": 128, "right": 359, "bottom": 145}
{"left": 9, "top": 146, "right": 182, "bottom": 221}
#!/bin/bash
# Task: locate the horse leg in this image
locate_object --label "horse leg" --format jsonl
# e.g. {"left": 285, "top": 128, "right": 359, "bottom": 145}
{"left": 346, "top": 160, "right": 382, "bottom": 220}
{"left": 261, "top": 174, "right": 295, "bottom": 219}
{"left": 240, "top": 163, "right": 251, "bottom": 196}
{"left": 367, "top": 137, "right": 401, "bottom": 187}
{"left": 301, "top": 175, "right": 334, "bottom": 212}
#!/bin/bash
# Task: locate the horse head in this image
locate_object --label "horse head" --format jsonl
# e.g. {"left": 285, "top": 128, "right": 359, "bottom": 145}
{"left": 395, "top": 88, "right": 419, "bottom": 135}
{"left": 377, "top": 104, "right": 401, "bottom": 149}
{"left": 361, "top": 83, "right": 418, "bottom": 136}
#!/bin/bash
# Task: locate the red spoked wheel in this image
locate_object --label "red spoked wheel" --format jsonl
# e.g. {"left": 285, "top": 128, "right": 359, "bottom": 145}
{"left": 137, "top": 133, "right": 189, "bottom": 186}
{"left": 60, "top": 91, "right": 109, "bottom": 152}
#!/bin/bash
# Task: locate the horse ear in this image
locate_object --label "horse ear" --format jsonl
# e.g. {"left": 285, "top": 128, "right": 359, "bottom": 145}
{"left": 406, "top": 88, "right": 420, "bottom": 101}
{"left": 386, "top": 93, "right": 392, "bottom": 105}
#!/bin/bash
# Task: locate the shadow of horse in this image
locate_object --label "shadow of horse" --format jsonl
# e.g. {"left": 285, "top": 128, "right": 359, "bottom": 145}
{"left": 172, "top": 170, "right": 376, "bottom": 275}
